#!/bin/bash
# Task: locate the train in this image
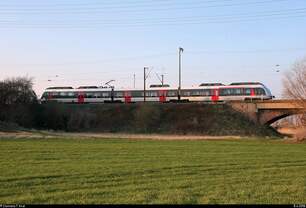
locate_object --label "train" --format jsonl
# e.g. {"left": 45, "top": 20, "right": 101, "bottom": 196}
{"left": 40, "top": 82, "right": 274, "bottom": 104}
{"left": 40, "top": 82, "right": 273, "bottom": 103}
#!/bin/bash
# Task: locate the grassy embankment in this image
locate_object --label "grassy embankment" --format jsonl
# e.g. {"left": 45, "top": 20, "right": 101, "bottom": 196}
{"left": 0, "top": 137, "right": 305, "bottom": 204}
{"left": 1, "top": 103, "right": 277, "bottom": 136}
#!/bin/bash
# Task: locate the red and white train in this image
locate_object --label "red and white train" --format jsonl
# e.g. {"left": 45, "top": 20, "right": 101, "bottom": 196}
{"left": 40, "top": 82, "right": 274, "bottom": 104}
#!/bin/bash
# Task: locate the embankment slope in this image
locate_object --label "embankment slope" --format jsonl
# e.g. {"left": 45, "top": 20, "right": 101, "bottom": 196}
{"left": 29, "top": 103, "right": 278, "bottom": 137}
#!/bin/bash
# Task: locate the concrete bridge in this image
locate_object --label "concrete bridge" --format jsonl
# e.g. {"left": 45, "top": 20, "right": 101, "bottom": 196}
{"left": 228, "top": 100, "right": 306, "bottom": 125}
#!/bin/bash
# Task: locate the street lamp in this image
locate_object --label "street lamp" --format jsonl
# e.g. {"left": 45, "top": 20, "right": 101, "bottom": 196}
{"left": 144, "top": 67, "right": 149, "bottom": 102}
{"left": 178, "top": 47, "right": 184, "bottom": 101}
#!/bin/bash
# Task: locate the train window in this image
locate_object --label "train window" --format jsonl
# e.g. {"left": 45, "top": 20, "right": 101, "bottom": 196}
{"left": 115, "top": 92, "right": 123, "bottom": 98}
{"left": 85, "top": 92, "right": 94, "bottom": 98}
{"left": 182, "top": 90, "right": 191, "bottom": 96}
{"left": 59, "top": 92, "right": 68, "bottom": 97}
{"left": 255, "top": 88, "right": 265, "bottom": 95}
{"left": 219, "top": 89, "right": 225, "bottom": 96}
{"left": 220, "top": 89, "right": 224, "bottom": 96}
{"left": 245, "top": 88, "right": 251, "bottom": 95}
{"left": 147, "top": 91, "right": 157, "bottom": 97}
{"left": 92, "top": 92, "right": 100, "bottom": 98}
{"left": 131, "top": 91, "right": 143, "bottom": 97}
{"left": 42, "top": 92, "right": 48, "bottom": 98}
{"left": 101, "top": 92, "right": 109, "bottom": 97}
{"left": 152, "top": 91, "right": 158, "bottom": 97}
{"left": 67, "top": 92, "right": 75, "bottom": 97}
{"left": 202, "top": 89, "right": 211, "bottom": 96}
{"left": 191, "top": 90, "right": 201, "bottom": 96}
{"left": 51, "top": 92, "right": 59, "bottom": 98}
{"left": 220, "top": 89, "right": 230, "bottom": 96}
{"left": 232, "top": 88, "right": 243, "bottom": 95}
{"left": 167, "top": 90, "right": 177, "bottom": 97}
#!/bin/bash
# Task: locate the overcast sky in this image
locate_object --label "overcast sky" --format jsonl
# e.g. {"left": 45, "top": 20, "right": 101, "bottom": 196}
{"left": 0, "top": 0, "right": 306, "bottom": 97}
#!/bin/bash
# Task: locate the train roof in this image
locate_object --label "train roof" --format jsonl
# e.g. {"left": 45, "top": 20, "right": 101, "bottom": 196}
{"left": 150, "top": 84, "right": 170, "bottom": 88}
{"left": 46, "top": 86, "right": 73, "bottom": 90}
{"left": 44, "top": 86, "right": 112, "bottom": 92}
{"left": 44, "top": 83, "right": 268, "bottom": 92}
{"left": 199, "top": 83, "right": 224, "bottom": 86}
{"left": 77, "top": 86, "right": 99, "bottom": 89}
{"left": 230, "top": 82, "right": 264, "bottom": 86}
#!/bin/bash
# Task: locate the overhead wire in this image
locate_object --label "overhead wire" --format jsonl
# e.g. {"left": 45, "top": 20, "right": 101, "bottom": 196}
{"left": 1, "top": 7, "right": 306, "bottom": 23}
{"left": 1, "top": 47, "right": 305, "bottom": 68}
{"left": 0, "top": 15, "right": 304, "bottom": 29}
{"left": 0, "top": 52, "right": 177, "bottom": 67}
{"left": 0, "top": 0, "right": 303, "bottom": 28}
{"left": 0, "top": 0, "right": 235, "bottom": 9}
{"left": 0, "top": 0, "right": 291, "bottom": 14}
{"left": 0, "top": 13, "right": 305, "bottom": 29}
{"left": 186, "top": 48, "right": 306, "bottom": 54}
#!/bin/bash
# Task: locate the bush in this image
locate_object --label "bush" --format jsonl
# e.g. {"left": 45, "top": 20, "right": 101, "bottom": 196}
{"left": 133, "top": 104, "right": 161, "bottom": 133}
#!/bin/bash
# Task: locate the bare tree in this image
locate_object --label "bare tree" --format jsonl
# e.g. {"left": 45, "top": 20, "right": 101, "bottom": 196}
{"left": 283, "top": 57, "right": 306, "bottom": 137}
{"left": 283, "top": 57, "right": 306, "bottom": 108}
{"left": 0, "top": 76, "right": 37, "bottom": 106}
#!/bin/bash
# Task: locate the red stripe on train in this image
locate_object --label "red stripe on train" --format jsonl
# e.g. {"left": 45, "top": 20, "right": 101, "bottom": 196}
{"left": 211, "top": 89, "right": 219, "bottom": 102}
{"left": 78, "top": 92, "right": 85, "bottom": 103}
{"left": 159, "top": 90, "right": 166, "bottom": 102}
{"left": 124, "top": 91, "right": 132, "bottom": 103}
{"left": 251, "top": 89, "right": 255, "bottom": 96}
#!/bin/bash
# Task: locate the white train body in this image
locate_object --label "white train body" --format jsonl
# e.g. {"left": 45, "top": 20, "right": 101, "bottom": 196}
{"left": 40, "top": 82, "right": 273, "bottom": 104}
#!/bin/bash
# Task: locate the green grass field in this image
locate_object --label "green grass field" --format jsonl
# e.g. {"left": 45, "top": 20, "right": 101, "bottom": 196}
{"left": 0, "top": 137, "right": 306, "bottom": 204}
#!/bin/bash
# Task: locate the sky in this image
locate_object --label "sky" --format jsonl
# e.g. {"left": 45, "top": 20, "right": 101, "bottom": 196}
{"left": 0, "top": 0, "right": 306, "bottom": 98}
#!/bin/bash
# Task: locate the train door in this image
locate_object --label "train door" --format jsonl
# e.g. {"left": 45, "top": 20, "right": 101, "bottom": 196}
{"left": 211, "top": 89, "right": 219, "bottom": 102}
{"left": 124, "top": 91, "right": 132, "bottom": 103}
{"left": 78, "top": 92, "right": 85, "bottom": 103}
{"left": 159, "top": 90, "right": 167, "bottom": 102}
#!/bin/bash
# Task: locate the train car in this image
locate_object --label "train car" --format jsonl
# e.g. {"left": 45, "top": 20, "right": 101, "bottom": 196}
{"left": 40, "top": 82, "right": 273, "bottom": 104}
{"left": 40, "top": 86, "right": 112, "bottom": 104}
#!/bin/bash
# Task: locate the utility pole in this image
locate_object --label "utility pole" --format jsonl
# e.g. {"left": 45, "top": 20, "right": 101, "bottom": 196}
{"left": 178, "top": 47, "right": 184, "bottom": 101}
{"left": 143, "top": 67, "right": 149, "bottom": 102}
{"left": 144, "top": 68, "right": 146, "bottom": 102}
{"left": 105, "top": 80, "right": 115, "bottom": 102}
{"left": 133, "top": 73, "right": 136, "bottom": 88}
{"left": 161, "top": 74, "right": 164, "bottom": 85}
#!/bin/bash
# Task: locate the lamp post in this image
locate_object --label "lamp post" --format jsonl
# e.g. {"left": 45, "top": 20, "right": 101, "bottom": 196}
{"left": 144, "top": 67, "right": 149, "bottom": 102}
{"left": 178, "top": 47, "right": 184, "bottom": 101}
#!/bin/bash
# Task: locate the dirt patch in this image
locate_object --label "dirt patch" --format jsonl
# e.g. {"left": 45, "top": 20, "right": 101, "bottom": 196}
{"left": 61, "top": 132, "right": 243, "bottom": 140}
{"left": 0, "top": 131, "right": 57, "bottom": 139}
{"left": 0, "top": 131, "right": 244, "bottom": 140}
{"left": 277, "top": 127, "right": 306, "bottom": 142}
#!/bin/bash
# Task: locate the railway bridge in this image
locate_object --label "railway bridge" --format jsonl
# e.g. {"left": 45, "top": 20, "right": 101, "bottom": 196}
{"left": 228, "top": 100, "right": 306, "bottom": 125}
